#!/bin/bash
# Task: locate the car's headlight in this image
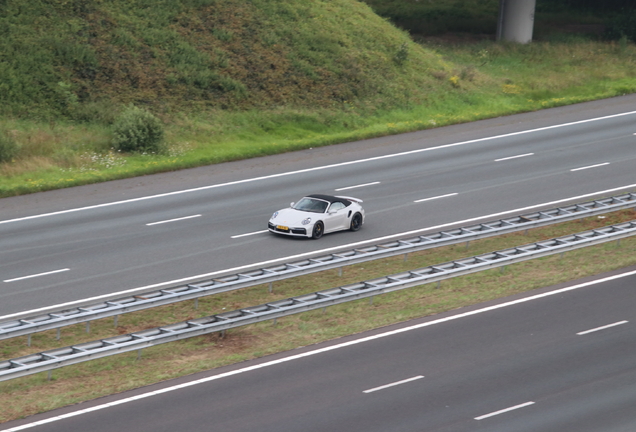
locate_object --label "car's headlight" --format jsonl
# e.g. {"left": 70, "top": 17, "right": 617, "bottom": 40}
{"left": 302, "top": 217, "right": 311, "bottom": 225}
{"left": 272, "top": 211, "right": 278, "bottom": 219}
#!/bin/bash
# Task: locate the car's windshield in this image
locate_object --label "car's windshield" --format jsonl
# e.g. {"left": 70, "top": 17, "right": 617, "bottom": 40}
{"left": 293, "top": 197, "right": 328, "bottom": 213}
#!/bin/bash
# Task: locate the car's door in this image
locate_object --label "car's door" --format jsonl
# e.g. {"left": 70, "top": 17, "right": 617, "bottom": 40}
{"left": 324, "top": 202, "right": 348, "bottom": 232}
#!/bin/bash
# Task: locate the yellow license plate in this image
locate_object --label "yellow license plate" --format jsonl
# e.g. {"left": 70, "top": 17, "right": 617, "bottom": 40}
{"left": 277, "top": 225, "right": 289, "bottom": 231}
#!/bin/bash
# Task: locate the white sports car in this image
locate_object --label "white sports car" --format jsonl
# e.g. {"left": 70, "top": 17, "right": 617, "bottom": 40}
{"left": 268, "top": 194, "right": 365, "bottom": 239}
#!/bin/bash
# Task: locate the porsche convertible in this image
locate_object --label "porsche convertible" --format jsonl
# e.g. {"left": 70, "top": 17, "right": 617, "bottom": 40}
{"left": 268, "top": 194, "right": 365, "bottom": 239}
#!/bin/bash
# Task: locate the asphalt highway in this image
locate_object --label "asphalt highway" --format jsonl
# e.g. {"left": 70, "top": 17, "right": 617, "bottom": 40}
{"left": 0, "top": 95, "right": 635, "bottom": 319}
{"left": 4, "top": 268, "right": 636, "bottom": 432}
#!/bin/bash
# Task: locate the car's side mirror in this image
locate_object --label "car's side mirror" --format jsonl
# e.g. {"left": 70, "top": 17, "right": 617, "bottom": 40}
{"left": 290, "top": 202, "right": 295, "bottom": 207}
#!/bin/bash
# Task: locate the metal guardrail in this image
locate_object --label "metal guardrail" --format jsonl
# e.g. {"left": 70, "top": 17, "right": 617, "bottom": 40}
{"left": 1, "top": 220, "right": 635, "bottom": 382}
{"left": 1, "top": 192, "right": 635, "bottom": 340}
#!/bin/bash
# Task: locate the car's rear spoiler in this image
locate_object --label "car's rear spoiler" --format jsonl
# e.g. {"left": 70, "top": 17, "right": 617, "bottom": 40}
{"left": 336, "top": 195, "right": 363, "bottom": 203}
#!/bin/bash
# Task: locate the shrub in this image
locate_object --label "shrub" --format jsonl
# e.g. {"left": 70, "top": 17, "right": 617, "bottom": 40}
{"left": 111, "top": 105, "right": 165, "bottom": 154}
{"left": 0, "top": 130, "right": 20, "bottom": 163}
{"left": 393, "top": 42, "right": 409, "bottom": 66}
{"left": 605, "top": 9, "right": 636, "bottom": 41}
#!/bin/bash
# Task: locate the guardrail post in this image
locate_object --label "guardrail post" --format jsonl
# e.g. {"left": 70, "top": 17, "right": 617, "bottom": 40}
{"left": 268, "top": 282, "right": 273, "bottom": 293}
{"left": 404, "top": 253, "right": 409, "bottom": 262}
{"left": 56, "top": 328, "right": 61, "bottom": 341}
{"left": 338, "top": 267, "right": 343, "bottom": 277}
{"left": 86, "top": 321, "right": 90, "bottom": 334}
{"left": 27, "top": 334, "right": 31, "bottom": 347}
{"left": 137, "top": 349, "right": 142, "bottom": 361}
{"left": 48, "top": 370, "right": 52, "bottom": 381}
{"left": 194, "top": 298, "right": 199, "bottom": 310}
{"left": 369, "top": 297, "right": 374, "bottom": 305}
{"left": 114, "top": 315, "right": 118, "bottom": 328}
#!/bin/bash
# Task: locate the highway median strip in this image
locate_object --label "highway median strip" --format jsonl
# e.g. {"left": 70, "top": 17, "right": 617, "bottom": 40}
{"left": 2, "top": 219, "right": 636, "bottom": 382}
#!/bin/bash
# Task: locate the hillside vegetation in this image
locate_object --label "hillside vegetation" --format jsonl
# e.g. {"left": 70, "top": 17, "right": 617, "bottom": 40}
{"left": 1, "top": 0, "right": 439, "bottom": 118}
{"left": 1, "top": 0, "right": 636, "bottom": 197}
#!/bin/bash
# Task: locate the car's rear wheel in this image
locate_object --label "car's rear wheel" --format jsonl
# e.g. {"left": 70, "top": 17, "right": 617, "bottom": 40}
{"left": 350, "top": 213, "right": 362, "bottom": 231}
{"left": 312, "top": 221, "right": 324, "bottom": 239}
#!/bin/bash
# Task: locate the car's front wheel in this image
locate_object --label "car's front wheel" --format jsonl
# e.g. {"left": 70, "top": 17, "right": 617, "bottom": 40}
{"left": 350, "top": 213, "right": 362, "bottom": 231}
{"left": 311, "top": 221, "right": 324, "bottom": 239}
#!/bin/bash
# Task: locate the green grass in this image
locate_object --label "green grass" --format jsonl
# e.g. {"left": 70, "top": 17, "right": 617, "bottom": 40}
{"left": 1, "top": 1, "right": 636, "bottom": 197}
{"left": 1, "top": 209, "right": 635, "bottom": 422}
{"left": 2, "top": 66, "right": 635, "bottom": 197}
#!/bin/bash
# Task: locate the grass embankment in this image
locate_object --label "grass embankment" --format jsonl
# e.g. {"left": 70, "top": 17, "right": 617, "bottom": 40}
{"left": 1, "top": 0, "right": 636, "bottom": 197}
{"left": 1, "top": 209, "right": 635, "bottom": 422}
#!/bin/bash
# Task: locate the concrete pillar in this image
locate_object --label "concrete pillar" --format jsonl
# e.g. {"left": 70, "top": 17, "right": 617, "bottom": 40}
{"left": 497, "top": 0, "right": 536, "bottom": 44}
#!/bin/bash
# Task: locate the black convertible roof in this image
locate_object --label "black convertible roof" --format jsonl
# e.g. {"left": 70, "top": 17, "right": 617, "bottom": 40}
{"left": 306, "top": 194, "right": 352, "bottom": 206}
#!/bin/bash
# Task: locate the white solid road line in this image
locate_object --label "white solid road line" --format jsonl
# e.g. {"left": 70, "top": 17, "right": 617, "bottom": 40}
{"left": 146, "top": 214, "right": 201, "bottom": 226}
{"left": 363, "top": 375, "right": 424, "bottom": 393}
{"left": 334, "top": 181, "right": 380, "bottom": 191}
{"left": 414, "top": 193, "right": 458, "bottom": 203}
{"left": 231, "top": 230, "right": 269, "bottom": 239}
{"left": 6, "top": 270, "right": 636, "bottom": 432}
{"left": 570, "top": 162, "right": 610, "bottom": 172}
{"left": 3, "top": 268, "right": 70, "bottom": 283}
{"left": 475, "top": 401, "right": 535, "bottom": 420}
{"left": 2, "top": 110, "right": 636, "bottom": 226}
{"left": 2, "top": 183, "right": 636, "bottom": 321}
{"left": 577, "top": 320, "right": 628, "bottom": 335}
{"left": 495, "top": 153, "right": 534, "bottom": 161}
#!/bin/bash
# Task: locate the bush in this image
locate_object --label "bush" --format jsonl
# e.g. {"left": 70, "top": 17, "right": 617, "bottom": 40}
{"left": 605, "top": 9, "right": 636, "bottom": 41}
{"left": 393, "top": 42, "right": 409, "bottom": 66}
{"left": 112, "top": 105, "right": 165, "bottom": 153}
{"left": 0, "top": 130, "right": 19, "bottom": 163}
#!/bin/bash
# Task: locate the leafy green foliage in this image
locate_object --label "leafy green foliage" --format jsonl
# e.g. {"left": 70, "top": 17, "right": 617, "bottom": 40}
{"left": 363, "top": 0, "right": 627, "bottom": 40}
{"left": 111, "top": 105, "right": 165, "bottom": 154}
{"left": 394, "top": 42, "right": 409, "bottom": 66}
{"left": 0, "top": 130, "right": 19, "bottom": 163}
{"left": 362, "top": 0, "right": 499, "bottom": 35}
{"left": 605, "top": 9, "right": 636, "bottom": 41}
